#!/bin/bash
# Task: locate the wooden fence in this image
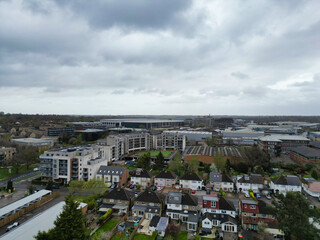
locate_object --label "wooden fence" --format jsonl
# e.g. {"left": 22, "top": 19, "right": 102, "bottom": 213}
{"left": 129, "top": 215, "right": 145, "bottom": 240}
{"left": 0, "top": 191, "right": 60, "bottom": 227}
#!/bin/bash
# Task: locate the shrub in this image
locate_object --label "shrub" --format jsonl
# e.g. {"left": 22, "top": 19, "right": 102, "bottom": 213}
{"left": 98, "top": 209, "right": 112, "bottom": 224}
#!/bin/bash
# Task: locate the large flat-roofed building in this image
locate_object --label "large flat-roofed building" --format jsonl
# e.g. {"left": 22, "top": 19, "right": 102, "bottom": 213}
{"left": 163, "top": 130, "right": 212, "bottom": 142}
{"left": 309, "top": 132, "right": 320, "bottom": 142}
{"left": 47, "top": 127, "right": 74, "bottom": 137}
{"left": 100, "top": 119, "right": 184, "bottom": 129}
{"left": 11, "top": 138, "right": 55, "bottom": 148}
{"left": 290, "top": 146, "right": 320, "bottom": 165}
{"left": 0, "top": 147, "right": 16, "bottom": 165}
{"left": 0, "top": 201, "right": 87, "bottom": 240}
{"left": 258, "top": 135, "right": 310, "bottom": 155}
{"left": 40, "top": 145, "right": 113, "bottom": 183}
{"left": 222, "top": 131, "right": 264, "bottom": 145}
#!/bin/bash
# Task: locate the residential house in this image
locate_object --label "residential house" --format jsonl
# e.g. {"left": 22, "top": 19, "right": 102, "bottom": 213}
{"left": 236, "top": 174, "right": 264, "bottom": 193}
{"left": 179, "top": 172, "right": 203, "bottom": 190}
{"left": 303, "top": 179, "right": 320, "bottom": 197}
{"left": 239, "top": 199, "right": 277, "bottom": 231}
{"left": 96, "top": 166, "right": 129, "bottom": 187}
{"left": 201, "top": 212, "right": 237, "bottom": 233}
{"left": 132, "top": 190, "right": 163, "bottom": 219}
{"left": 269, "top": 175, "right": 301, "bottom": 195}
{"left": 131, "top": 169, "right": 153, "bottom": 187}
{"left": 208, "top": 172, "right": 234, "bottom": 192}
{"left": 154, "top": 171, "right": 177, "bottom": 188}
{"left": 148, "top": 216, "right": 169, "bottom": 237}
{"left": 101, "top": 188, "right": 134, "bottom": 214}
{"left": 166, "top": 192, "right": 200, "bottom": 232}
{"left": 202, "top": 196, "right": 236, "bottom": 218}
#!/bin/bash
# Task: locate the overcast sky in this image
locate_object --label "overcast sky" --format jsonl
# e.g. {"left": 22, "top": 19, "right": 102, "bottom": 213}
{"left": 0, "top": 0, "right": 319, "bottom": 115}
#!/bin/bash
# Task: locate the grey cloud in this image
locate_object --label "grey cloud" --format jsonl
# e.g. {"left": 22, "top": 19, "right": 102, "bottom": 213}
{"left": 231, "top": 72, "right": 250, "bottom": 79}
{"left": 53, "top": 0, "right": 191, "bottom": 30}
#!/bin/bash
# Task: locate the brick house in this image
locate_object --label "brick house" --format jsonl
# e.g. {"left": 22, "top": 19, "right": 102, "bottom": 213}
{"left": 96, "top": 166, "right": 129, "bottom": 187}
{"left": 154, "top": 171, "right": 177, "bottom": 188}
{"left": 101, "top": 188, "right": 134, "bottom": 214}
{"left": 208, "top": 172, "right": 234, "bottom": 192}
{"left": 202, "top": 196, "right": 236, "bottom": 218}
{"left": 131, "top": 169, "right": 153, "bottom": 187}
{"left": 132, "top": 190, "right": 163, "bottom": 219}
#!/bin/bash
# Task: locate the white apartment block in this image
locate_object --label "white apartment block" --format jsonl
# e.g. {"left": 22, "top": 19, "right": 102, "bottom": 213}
{"left": 40, "top": 145, "right": 111, "bottom": 184}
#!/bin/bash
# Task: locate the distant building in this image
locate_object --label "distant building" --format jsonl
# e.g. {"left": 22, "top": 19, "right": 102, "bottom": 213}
{"left": 11, "top": 138, "right": 55, "bottom": 148}
{"left": 47, "top": 127, "right": 74, "bottom": 137}
{"left": 290, "top": 146, "right": 320, "bottom": 165}
{"left": 100, "top": 119, "right": 184, "bottom": 129}
{"left": 163, "top": 130, "right": 212, "bottom": 142}
{"left": 40, "top": 145, "right": 112, "bottom": 183}
{"left": 309, "top": 132, "right": 320, "bottom": 142}
{"left": 222, "top": 131, "right": 264, "bottom": 145}
{"left": 258, "top": 135, "right": 310, "bottom": 155}
{"left": 0, "top": 146, "right": 16, "bottom": 165}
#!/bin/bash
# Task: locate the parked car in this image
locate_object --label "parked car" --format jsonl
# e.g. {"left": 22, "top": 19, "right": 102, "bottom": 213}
{"left": 318, "top": 196, "right": 320, "bottom": 202}
{"left": 202, "top": 228, "right": 212, "bottom": 235}
{"left": 130, "top": 184, "right": 135, "bottom": 189}
{"left": 256, "top": 193, "right": 261, "bottom": 198}
{"left": 201, "top": 186, "right": 206, "bottom": 190}
{"left": 126, "top": 183, "right": 131, "bottom": 188}
{"left": 110, "top": 183, "right": 117, "bottom": 189}
{"left": 151, "top": 186, "right": 157, "bottom": 191}
{"left": 244, "top": 192, "right": 250, "bottom": 198}
{"left": 52, "top": 184, "right": 60, "bottom": 189}
{"left": 6, "top": 222, "right": 19, "bottom": 232}
{"left": 266, "top": 195, "right": 271, "bottom": 200}
{"left": 191, "top": 190, "right": 196, "bottom": 194}
{"left": 33, "top": 168, "right": 39, "bottom": 172}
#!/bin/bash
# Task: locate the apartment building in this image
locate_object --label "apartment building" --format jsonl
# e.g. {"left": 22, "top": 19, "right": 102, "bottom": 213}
{"left": 96, "top": 166, "right": 129, "bottom": 187}
{"left": 166, "top": 192, "right": 200, "bottom": 232}
{"left": 160, "top": 131, "right": 186, "bottom": 151}
{"left": 0, "top": 147, "right": 16, "bottom": 165}
{"left": 154, "top": 171, "right": 177, "bottom": 188}
{"left": 269, "top": 175, "right": 301, "bottom": 196}
{"left": 132, "top": 190, "right": 163, "bottom": 219}
{"left": 208, "top": 172, "right": 234, "bottom": 192}
{"left": 40, "top": 145, "right": 112, "bottom": 183}
{"left": 130, "top": 169, "right": 153, "bottom": 187}
{"left": 258, "top": 135, "right": 310, "bottom": 155}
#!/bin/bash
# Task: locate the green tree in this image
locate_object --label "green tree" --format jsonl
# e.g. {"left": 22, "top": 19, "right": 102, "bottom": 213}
{"left": 35, "top": 195, "right": 88, "bottom": 240}
{"left": 203, "top": 163, "right": 211, "bottom": 174}
{"left": 83, "top": 179, "right": 107, "bottom": 195}
{"left": 205, "top": 136, "right": 221, "bottom": 147}
{"left": 137, "top": 153, "right": 151, "bottom": 169}
{"left": 188, "top": 156, "right": 199, "bottom": 173}
{"left": 269, "top": 192, "right": 320, "bottom": 240}
{"left": 225, "top": 159, "right": 231, "bottom": 173}
{"left": 46, "top": 180, "right": 53, "bottom": 191}
{"left": 169, "top": 153, "right": 182, "bottom": 174}
{"left": 19, "top": 145, "right": 39, "bottom": 170}
{"left": 244, "top": 145, "right": 271, "bottom": 171}
{"left": 214, "top": 151, "right": 226, "bottom": 172}
{"left": 311, "top": 169, "right": 319, "bottom": 180}
{"left": 155, "top": 152, "right": 165, "bottom": 170}
{"left": 6, "top": 179, "right": 13, "bottom": 192}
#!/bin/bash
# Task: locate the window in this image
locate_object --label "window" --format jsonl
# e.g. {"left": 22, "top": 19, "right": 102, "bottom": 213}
{"left": 118, "top": 200, "right": 121, "bottom": 203}
{"left": 221, "top": 210, "right": 226, "bottom": 213}
{"left": 204, "top": 201, "right": 207, "bottom": 205}
{"left": 110, "top": 199, "right": 114, "bottom": 203}
{"left": 211, "top": 201, "right": 216, "bottom": 208}
{"left": 189, "top": 223, "right": 196, "bottom": 230}
{"left": 244, "top": 204, "right": 247, "bottom": 208}
{"left": 184, "top": 205, "right": 188, "bottom": 209}
{"left": 250, "top": 205, "right": 256, "bottom": 209}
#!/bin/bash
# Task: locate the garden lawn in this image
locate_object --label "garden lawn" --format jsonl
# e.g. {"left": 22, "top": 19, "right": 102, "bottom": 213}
{"left": 137, "top": 151, "right": 173, "bottom": 158}
{"left": 0, "top": 164, "right": 37, "bottom": 179}
{"left": 133, "top": 233, "right": 157, "bottom": 240}
{"left": 93, "top": 219, "right": 117, "bottom": 238}
{"left": 177, "top": 231, "right": 188, "bottom": 240}
{"left": 111, "top": 232, "right": 127, "bottom": 240}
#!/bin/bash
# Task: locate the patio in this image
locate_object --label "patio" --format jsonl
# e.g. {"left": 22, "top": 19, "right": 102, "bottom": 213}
{"left": 136, "top": 219, "right": 152, "bottom": 235}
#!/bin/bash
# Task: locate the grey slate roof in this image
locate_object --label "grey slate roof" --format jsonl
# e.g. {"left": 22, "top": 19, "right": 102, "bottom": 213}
{"left": 291, "top": 146, "right": 320, "bottom": 158}
{"left": 272, "top": 175, "right": 301, "bottom": 186}
{"left": 97, "top": 166, "right": 126, "bottom": 176}
{"left": 202, "top": 212, "right": 237, "bottom": 225}
{"left": 131, "top": 169, "right": 152, "bottom": 178}
{"left": 180, "top": 172, "right": 202, "bottom": 181}
{"left": 210, "top": 172, "right": 221, "bottom": 182}
{"left": 166, "top": 192, "right": 198, "bottom": 206}
{"left": 155, "top": 171, "right": 177, "bottom": 179}
{"left": 135, "top": 190, "right": 162, "bottom": 204}
{"left": 157, "top": 217, "right": 169, "bottom": 231}
{"left": 187, "top": 213, "right": 199, "bottom": 223}
{"left": 238, "top": 174, "right": 264, "bottom": 184}
{"left": 104, "top": 188, "right": 134, "bottom": 201}
{"left": 150, "top": 216, "right": 160, "bottom": 228}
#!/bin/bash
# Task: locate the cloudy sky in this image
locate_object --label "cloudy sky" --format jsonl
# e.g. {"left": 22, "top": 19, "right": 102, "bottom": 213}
{"left": 0, "top": 0, "right": 319, "bottom": 115}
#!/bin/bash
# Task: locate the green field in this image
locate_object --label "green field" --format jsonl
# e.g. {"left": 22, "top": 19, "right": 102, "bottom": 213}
{"left": 0, "top": 164, "right": 37, "bottom": 180}
{"left": 133, "top": 233, "right": 157, "bottom": 240}
{"left": 177, "top": 231, "right": 188, "bottom": 240}
{"left": 137, "top": 151, "right": 173, "bottom": 158}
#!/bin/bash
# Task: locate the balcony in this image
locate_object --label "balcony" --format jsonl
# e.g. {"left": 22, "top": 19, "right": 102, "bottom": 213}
{"left": 72, "top": 170, "right": 78, "bottom": 174}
